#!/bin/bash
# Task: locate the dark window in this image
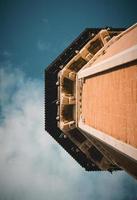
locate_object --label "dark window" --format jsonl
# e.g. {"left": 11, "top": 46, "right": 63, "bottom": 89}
{"left": 62, "top": 105, "right": 74, "bottom": 121}
{"left": 63, "top": 78, "right": 74, "bottom": 94}
{"left": 88, "top": 146, "right": 103, "bottom": 162}
{"left": 69, "top": 57, "right": 87, "bottom": 72}
{"left": 88, "top": 39, "right": 103, "bottom": 55}
{"left": 69, "top": 129, "right": 86, "bottom": 143}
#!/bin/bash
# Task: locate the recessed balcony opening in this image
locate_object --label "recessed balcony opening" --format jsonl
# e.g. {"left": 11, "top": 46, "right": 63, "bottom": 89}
{"left": 69, "top": 129, "right": 86, "bottom": 143}
{"left": 88, "top": 146, "right": 103, "bottom": 162}
{"left": 69, "top": 57, "right": 87, "bottom": 72}
{"left": 62, "top": 77, "right": 74, "bottom": 95}
{"left": 88, "top": 39, "right": 103, "bottom": 55}
{"left": 62, "top": 105, "right": 74, "bottom": 122}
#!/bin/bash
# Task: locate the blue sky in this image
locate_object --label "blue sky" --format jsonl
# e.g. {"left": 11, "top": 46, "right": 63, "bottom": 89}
{"left": 0, "top": 0, "right": 137, "bottom": 78}
{"left": 0, "top": 0, "right": 137, "bottom": 200}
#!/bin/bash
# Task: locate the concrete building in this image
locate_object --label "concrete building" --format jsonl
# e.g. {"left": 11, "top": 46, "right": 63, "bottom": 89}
{"left": 45, "top": 24, "right": 137, "bottom": 179}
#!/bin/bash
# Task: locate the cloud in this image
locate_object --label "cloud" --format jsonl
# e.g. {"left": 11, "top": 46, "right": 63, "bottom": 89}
{"left": 37, "top": 40, "right": 51, "bottom": 51}
{"left": 3, "top": 50, "right": 12, "bottom": 57}
{"left": 0, "top": 50, "right": 12, "bottom": 58}
{"left": 42, "top": 18, "right": 49, "bottom": 24}
{"left": 0, "top": 67, "right": 137, "bottom": 200}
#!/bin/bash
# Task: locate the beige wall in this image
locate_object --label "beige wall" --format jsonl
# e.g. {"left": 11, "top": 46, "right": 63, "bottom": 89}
{"left": 82, "top": 63, "right": 137, "bottom": 148}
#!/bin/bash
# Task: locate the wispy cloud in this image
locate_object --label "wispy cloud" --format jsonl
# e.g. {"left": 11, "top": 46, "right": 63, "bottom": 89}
{"left": 42, "top": 18, "right": 49, "bottom": 24}
{"left": 3, "top": 50, "right": 12, "bottom": 57}
{"left": 37, "top": 40, "right": 51, "bottom": 51}
{"left": 0, "top": 50, "right": 12, "bottom": 58}
{"left": 0, "top": 67, "right": 137, "bottom": 200}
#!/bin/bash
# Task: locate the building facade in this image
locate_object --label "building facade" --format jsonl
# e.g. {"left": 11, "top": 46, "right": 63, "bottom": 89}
{"left": 45, "top": 24, "right": 137, "bottom": 178}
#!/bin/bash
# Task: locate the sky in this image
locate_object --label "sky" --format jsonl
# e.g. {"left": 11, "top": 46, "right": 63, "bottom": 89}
{"left": 0, "top": 0, "right": 137, "bottom": 200}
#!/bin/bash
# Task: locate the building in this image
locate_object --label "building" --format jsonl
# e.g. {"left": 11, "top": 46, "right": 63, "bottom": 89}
{"left": 45, "top": 24, "right": 137, "bottom": 179}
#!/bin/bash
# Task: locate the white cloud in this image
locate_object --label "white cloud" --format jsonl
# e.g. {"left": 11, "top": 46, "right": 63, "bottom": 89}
{"left": 0, "top": 67, "right": 137, "bottom": 200}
